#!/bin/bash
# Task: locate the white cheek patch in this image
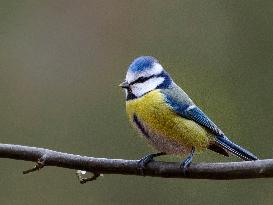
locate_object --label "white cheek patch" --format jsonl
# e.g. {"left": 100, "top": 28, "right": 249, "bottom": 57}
{"left": 126, "top": 63, "right": 164, "bottom": 83}
{"left": 131, "top": 77, "right": 165, "bottom": 97}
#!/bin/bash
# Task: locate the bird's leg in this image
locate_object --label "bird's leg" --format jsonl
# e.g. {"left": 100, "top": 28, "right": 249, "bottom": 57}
{"left": 180, "top": 147, "right": 195, "bottom": 176}
{"left": 137, "top": 152, "right": 166, "bottom": 174}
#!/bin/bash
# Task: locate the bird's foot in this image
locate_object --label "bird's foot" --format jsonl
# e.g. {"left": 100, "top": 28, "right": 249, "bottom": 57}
{"left": 180, "top": 156, "right": 192, "bottom": 176}
{"left": 180, "top": 147, "right": 195, "bottom": 176}
{"left": 137, "top": 152, "right": 165, "bottom": 175}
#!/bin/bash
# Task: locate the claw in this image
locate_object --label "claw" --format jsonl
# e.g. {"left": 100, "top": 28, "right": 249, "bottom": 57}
{"left": 180, "top": 147, "right": 195, "bottom": 176}
{"left": 137, "top": 152, "right": 166, "bottom": 175}
{"left": 138, "top": 154, "right": 154, "bottom": 168}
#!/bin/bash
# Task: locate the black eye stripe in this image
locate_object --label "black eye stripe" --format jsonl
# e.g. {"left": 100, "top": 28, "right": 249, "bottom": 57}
{"left": 130, "top": 72, "right": 164, "bottom": 85}
{"left": 131, "top": 76, "right": 154, "bottom": 84}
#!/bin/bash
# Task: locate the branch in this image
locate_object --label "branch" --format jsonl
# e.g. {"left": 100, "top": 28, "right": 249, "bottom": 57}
{"left": 0, "top": 143, "right": 272, "bottom": 180}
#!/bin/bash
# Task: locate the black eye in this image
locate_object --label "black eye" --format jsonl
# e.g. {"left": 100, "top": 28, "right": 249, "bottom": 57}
{"left": 127, "top": 87, "right": 132, "bottom": 93}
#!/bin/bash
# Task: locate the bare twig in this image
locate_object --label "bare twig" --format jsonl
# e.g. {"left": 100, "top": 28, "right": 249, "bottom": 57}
{"left": 76, "top": 170, "right": 102, "bottom": 184}
{"left": 0, "top": 143, "right": 272, "bottom": 180}
{"left": 22, "top": 154, "right": 46, "bottom": 174}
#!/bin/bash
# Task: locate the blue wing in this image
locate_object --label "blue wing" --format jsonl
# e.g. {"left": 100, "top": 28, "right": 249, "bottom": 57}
{"left": 161, "top": 86, "right": 258, "bottom": 160}
{"left": 161, "top": 87, "right": 224, "bottom": 136}
{"left": 182, "top": 106, "right": 224, "bottom": 136}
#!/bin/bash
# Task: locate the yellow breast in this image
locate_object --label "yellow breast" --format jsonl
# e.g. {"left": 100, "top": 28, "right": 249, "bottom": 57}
{"left": 126, "top": 90, "right": 212, "bottom": 152}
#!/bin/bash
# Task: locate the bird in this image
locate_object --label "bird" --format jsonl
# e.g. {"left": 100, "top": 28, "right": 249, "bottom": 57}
{"left": 119, "top": 56, "right": 258, "bottom": 174}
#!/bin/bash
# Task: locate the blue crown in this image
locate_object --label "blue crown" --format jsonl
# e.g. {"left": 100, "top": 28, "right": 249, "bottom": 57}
{"left": 128, "top": 56, "right": 159, "bottom": 73}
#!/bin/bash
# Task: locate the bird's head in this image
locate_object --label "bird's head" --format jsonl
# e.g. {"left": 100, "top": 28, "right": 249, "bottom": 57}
{"left": 120, "top": 56, "right": 172, "bottom": 100}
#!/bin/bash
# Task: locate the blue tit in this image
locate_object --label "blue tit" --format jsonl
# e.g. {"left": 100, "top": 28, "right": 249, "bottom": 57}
{"left": 120, "top": 56, "right": 258, "bottom": 173}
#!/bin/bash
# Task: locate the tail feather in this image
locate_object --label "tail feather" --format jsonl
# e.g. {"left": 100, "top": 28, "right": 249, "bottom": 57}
{"left": 215, "top": 136, "right": 258, "bottom": 161}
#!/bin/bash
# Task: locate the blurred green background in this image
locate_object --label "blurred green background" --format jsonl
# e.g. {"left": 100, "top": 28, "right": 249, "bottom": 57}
{"left": 0, "top": 1, "right": 272, "bottom": 204}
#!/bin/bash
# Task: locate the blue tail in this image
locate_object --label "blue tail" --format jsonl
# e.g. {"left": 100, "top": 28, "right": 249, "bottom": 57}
{"left": 215, "top": 136, "right": 258, "bottom": 161}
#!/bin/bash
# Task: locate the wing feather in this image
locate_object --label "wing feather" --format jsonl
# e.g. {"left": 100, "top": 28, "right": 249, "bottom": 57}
{"left": 161, "top": 85, "right": 224, "bottom": 136}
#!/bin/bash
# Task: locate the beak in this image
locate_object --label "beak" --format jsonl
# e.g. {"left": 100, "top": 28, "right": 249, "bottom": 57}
{"left": 119, "top": 81, "right": 129, "bottom": 89}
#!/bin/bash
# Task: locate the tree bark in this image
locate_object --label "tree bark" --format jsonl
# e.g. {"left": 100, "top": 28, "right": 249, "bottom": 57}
{"left": 0, "top": 144, "right": 272, "bottom": 180}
